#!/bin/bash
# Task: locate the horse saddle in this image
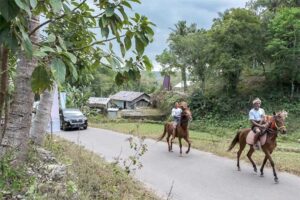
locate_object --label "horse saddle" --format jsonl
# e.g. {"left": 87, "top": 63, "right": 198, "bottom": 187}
{"left": 246, "top": 130, "right": 267, "bottom": 146}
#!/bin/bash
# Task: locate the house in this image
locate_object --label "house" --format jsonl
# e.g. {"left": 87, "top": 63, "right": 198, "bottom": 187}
{"left": 87, "top": 97, "right": 111, "bottom": 110}
{"left": 110, "top": 91, "right": 150, "bottom": 109}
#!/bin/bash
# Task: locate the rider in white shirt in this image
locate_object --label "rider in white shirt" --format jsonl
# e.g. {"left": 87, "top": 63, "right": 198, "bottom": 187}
{"left": 171, "top": 102, "right": 182, "bottom": 136}
{"left": 249, "top": 98, "right": 269, "bottom": 149}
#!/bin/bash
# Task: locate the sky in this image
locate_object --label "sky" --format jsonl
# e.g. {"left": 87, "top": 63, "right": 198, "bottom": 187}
{"left": 128, "top": 0, "right": 249, "bottom": 70}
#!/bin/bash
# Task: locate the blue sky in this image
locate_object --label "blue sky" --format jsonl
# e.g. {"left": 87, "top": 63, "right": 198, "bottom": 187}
{"left": 129, "top": 0, "right": 249, "bottom": 70}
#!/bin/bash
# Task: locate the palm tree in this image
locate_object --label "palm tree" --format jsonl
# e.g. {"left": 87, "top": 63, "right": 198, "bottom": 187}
{"left": 169, "top": 21, "right": 197, "bottom": 92}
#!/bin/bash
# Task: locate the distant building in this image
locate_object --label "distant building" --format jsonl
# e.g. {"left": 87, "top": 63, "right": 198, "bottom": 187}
{"left": 174, "top": 81, "right": 193, "bottom": 90}
{"left": 162, "top": 75, "right": 172, "bottom": 91}
{"left": 87, "top": 97, "right": 111, "bottom": 110}
{"left": 110, "top": 91, "right": 150, "bottom": 109}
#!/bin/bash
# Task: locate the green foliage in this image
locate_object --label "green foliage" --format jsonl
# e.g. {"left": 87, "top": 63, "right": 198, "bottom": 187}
{"left": 64, "top": 84, "right": 91, "bottom": 110}
{"left": 51, "top": 58, "right": 66, "bottom": 85}
{"left": 151, "top": 90, "right": 187, "bottom": 115}
{"left": 31, "top": 64, "right": 53, "bottom": 93}
{"left": 0, "top": 152, "right": 34, "bottom": 194}
{"left": 247, "top": 0, "right": 300, "bottom": 12}
{"left": 189, "top": 89, "right": 249, "bottom": 119}
{"left": 266, "top": 7, "right": 300, "bottom": 96}
{"left": 116, "top": 135, "right": 148, "bottom": 174}
{"left": 156, "top": 21, "right": 197, "bottom": 92}
{"left": 0, "top": 0, "right": 20, "bottom": 21}
{"left": 210, "top": 8, "right": 262, "bottom": 93}
{"left": 1, "top": 0, "right": 155, "bottom": 95}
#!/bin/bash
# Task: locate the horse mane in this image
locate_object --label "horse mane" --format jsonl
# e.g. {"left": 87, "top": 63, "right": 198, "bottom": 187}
{"left": 264, "top": 110, "right": 288, "bottom": 122}
{"left": 277, "top": 110, "right": 288, "bottom": 120}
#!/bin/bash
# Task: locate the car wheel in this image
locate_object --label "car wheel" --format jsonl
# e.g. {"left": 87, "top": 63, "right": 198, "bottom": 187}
{"left": 63, "top": 124, "right": 68, "bottom": 131}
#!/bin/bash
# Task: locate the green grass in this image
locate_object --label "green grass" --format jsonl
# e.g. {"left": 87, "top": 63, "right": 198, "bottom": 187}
{"left": 91, "top": 122, "right": 300, "bottom": 176}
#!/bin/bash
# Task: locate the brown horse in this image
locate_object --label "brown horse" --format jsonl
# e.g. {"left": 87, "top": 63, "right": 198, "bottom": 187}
{"left": 158, "top": 107, "right": 192, "bottom": 154}
{"left": 227, "top": 111, "right": 287, "bottom": 182}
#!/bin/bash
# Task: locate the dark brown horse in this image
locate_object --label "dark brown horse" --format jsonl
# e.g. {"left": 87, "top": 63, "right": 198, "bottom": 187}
{"left": 227, "top": 111, "right": 287, "bottom": 182}
{"left": 158, "top": 107, "right": 192, "bottom": 155}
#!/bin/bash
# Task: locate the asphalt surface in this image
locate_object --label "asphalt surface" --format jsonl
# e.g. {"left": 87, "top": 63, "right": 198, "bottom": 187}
{"left": 55, "top": 127, "right": 300, "bottom": 200}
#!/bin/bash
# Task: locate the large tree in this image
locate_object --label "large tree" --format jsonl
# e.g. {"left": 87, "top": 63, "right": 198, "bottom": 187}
{"left": 210, "top": 8, "right": 262, "bottom": 93}
{"left": 179, "top": 30, "right": 212, "bottom": 94}
{"left": 266, "top": 7, "right": 300, "bottom": 98}
{"left": 0, "top": 0, "right": 154, "bottom": 163}
{"left": 157, "top": 21, "right": 197, "bottom": 92}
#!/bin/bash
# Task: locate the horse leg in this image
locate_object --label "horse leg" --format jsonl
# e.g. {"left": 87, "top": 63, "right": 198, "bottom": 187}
{"left": 169, "top": 127, "right": 176, "bottom": 152}
{"left": 260, "top": 155, "right": 268, "bottom": 177}
{"left": 183, "top": 137, "right": 191, "bottom": 154}
{"left": 246, "top": 146, "right": 257, "bottom": 172}
{"left": 178, "top": 137, "right": 182, "bottom": 155}
{"left": 170, "top": 134, "right": 175, "bottom": 152}
{"left": 237, "top": 142, "right": 246, "bottom": 171}
{"left": 262, "top": 148, "right": 278, "bottom": 182}
{"left": 166, "top": 134, "right": 171, "bottom": 152}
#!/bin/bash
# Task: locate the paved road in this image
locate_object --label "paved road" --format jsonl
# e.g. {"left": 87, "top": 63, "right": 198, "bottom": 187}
{"left": 55, "top": 127, "right": 300, "bottom": 200}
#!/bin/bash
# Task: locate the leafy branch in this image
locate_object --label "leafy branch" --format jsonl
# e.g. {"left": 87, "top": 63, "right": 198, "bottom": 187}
{"left": 29, "top": 0, "right": 88, "bottom": 36}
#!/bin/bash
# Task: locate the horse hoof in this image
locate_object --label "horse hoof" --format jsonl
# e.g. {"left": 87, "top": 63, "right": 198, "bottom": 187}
{"left": 260, "top": 174, "right": 264, "bottom": 177}
{"left": 274, "top": 178, "right": 279, "bottom": 183}
{"left": 254, "top": 168, "right": 257, "bottom": 173}
{"left": 185, "top": 151, "right": 189, "bottom": 154}
{"left": 237, "top": 168, "right": 241, "bottom": 171}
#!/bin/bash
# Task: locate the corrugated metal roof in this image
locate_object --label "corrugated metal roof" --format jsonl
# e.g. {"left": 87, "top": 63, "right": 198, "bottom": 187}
{"left": 88, "top": 97, "right": 111, "bottom": 105}
{"left": 110, "top": 91, "right": 149, "bottom": 102}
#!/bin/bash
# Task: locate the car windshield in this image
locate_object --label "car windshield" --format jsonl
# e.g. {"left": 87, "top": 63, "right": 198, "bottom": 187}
{"left": 63, "top": 110, "right": 83, "bottom": 117}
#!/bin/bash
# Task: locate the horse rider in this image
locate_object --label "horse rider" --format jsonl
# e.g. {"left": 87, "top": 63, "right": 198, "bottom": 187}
{"left": 249, "top": 98, "right": 269, "bottom": 149}
{"left": 171, "top": 102, "right": 182, "bottom": 137}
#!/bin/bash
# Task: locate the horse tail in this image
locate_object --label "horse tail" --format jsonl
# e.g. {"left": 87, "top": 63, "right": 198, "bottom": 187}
{"left": 157, "top": 123, "right": 167, "bottom": 141}
{"left": 227, "top": 130, "right": 241, "bottom": 152}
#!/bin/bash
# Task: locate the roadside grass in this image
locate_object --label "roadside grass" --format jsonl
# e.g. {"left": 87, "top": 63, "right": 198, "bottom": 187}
{"left": 91, "top": 122, "right": 300, "bottom": 176}
{"left": 44, "top": 136, "right": 160, "bottom": 200}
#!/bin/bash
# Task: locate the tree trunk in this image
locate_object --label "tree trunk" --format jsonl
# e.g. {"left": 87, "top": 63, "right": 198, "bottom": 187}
{"left": 201, "top": 76, "right": 205, "bottom": 95}
{"left": 0, "top": 16, "right": 39, "bottom": 163}
{"left": 30, "top": 86, "right": 54, "bottom": 146}
{"left": 181, "top": 66, "right": 187, "bottom": 92}
{"left": 0, "top": 47, "right": 9, "bottom": 142}
{"left": 0, "top": 47, "right": 9, "bottom": 120}
{"left": 291, "top": 80, "right": 295, "bottom": 99}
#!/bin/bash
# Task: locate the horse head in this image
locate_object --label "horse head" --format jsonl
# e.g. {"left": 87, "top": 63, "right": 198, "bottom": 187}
{"left": 272, "top": 110, "right": 288, "bottom": 134}
{"left": 180, "top": 107, "right": 192, "bottom": 125}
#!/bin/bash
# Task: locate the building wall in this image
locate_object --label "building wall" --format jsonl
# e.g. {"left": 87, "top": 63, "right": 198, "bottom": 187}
{"left": 113, "top": 100, "right": 125, "bottom": 109}
{"left": 111, "top": 94, "right": 150, "bottom": 109}
{"left": 128, "top": 94, "right": 150, "bottom": 109}
{"left": 135, "top": 100, "right": 149, "bottom": 108}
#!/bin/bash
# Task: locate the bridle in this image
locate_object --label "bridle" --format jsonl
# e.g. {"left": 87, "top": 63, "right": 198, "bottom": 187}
{"left": 180, "top": 110, "right": 191, "bottom": 125}
{"left": 271, "top": 116, "right": 286, "bottom": 133}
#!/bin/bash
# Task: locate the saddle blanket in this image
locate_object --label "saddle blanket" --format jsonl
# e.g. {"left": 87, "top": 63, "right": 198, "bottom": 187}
{"left": 246, "top": 130, "right": 267, "bottom": 146}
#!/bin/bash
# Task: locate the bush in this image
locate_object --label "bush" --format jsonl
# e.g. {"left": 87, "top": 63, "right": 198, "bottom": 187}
{"left": 151, "top": 90, "right": 188, "bottom": 116}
